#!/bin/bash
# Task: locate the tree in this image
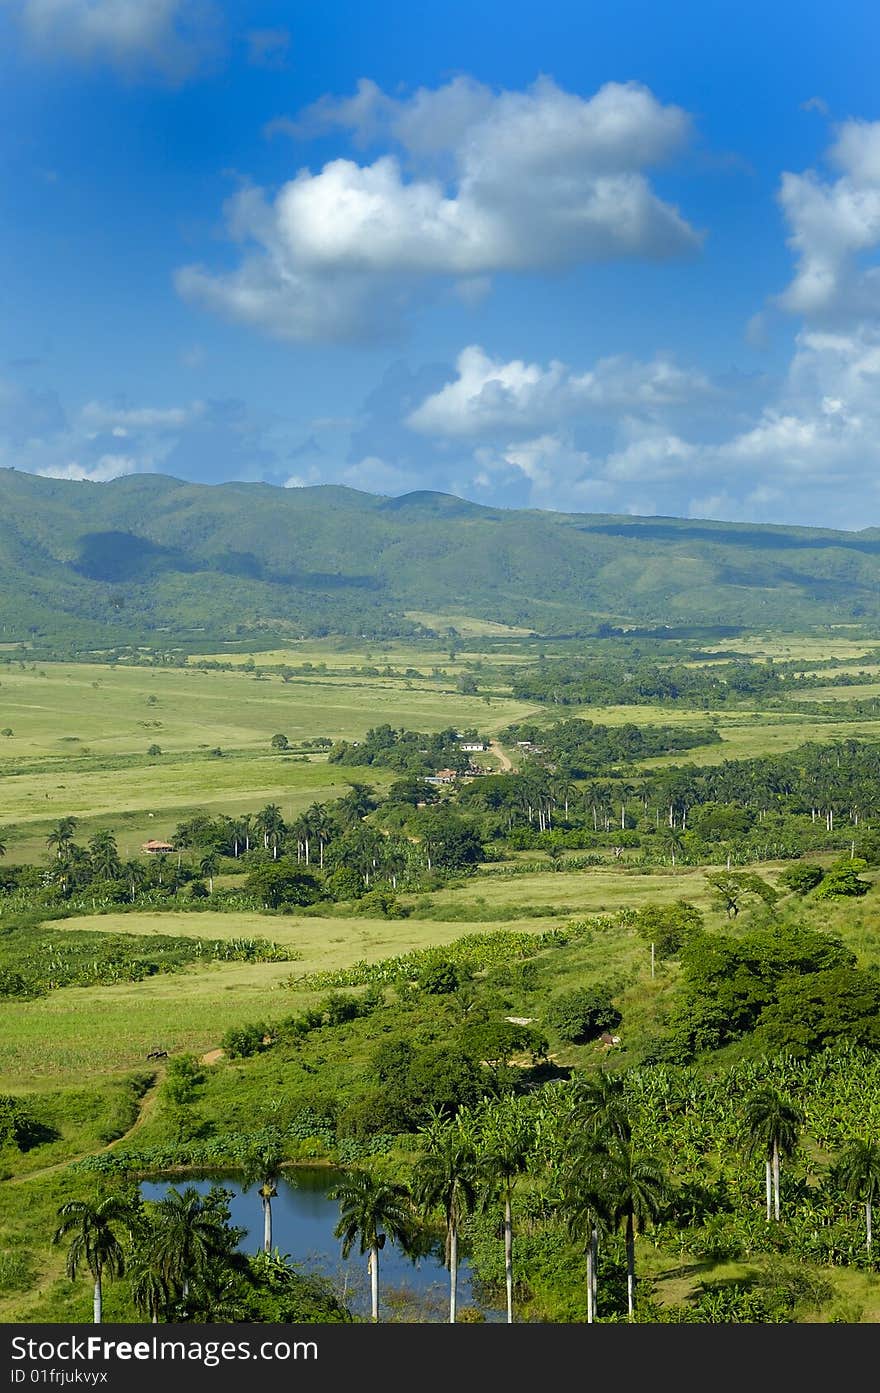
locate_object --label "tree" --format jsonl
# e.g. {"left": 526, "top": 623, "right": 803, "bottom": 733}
{"left": 813, "top": 858, "right": 871, "bottom": 898}
{"left": 329, "top": 1170, "right": 413, "bottom": 1323}
{"left": 475, "top": 1100, "right": 534, "bottom": 1323}
{"left": 412, "top": 1110, "right": 479, "bottom": 1323}
{"left": 270, "top": 734, "right": 289, "bottom": 751}
{"left": 604, "top": 1140, "right": 669, "bottom": 1318}
{"left": 832, "top": 1140, "right": 880, "bottom": 1256}
{"left": 244, "top": 859, "right": 321, "bottom": 909}
{"left": 743, "top": 1088, "right": 802, "bottom": 1222}
{"left": 198, "top": 852, "right": 219, "bottom": 894}
{"left": 148, "top": 1184, "right": 244, "bottom": 1314}
{"left": 127, "top": 1241, "right": 172, "bottom": 1323}
{"left": 778, "top": 862, "right": 825, "bottom": 895}
{"left": 88, "top": 830, "right": 120, "bottom": 881}
{"left": 633, "top": 900, "right": 703, "bottom": 976}
{"left": 53, "top": 1195, "right": 131, "bottom": 1324}
{"left": 254, "top": 803, "right": 285, "bottom": 859}
{"left": 147, "top": 744, "right": 162, "bottom": 757}
{"left": 47, "top": 816, "right": 78, "bottom": 860}
{"left": 557, "top": 1140, "right": 613, "bottom": 1323}
{"left": 241, "top": 1136, "right": 284, "bottom": 1254}
{"left": 306, "top": 803, "right": 334, "bottom": 870}
{"left": 705, "top": 870, "right": 778, "bottom": 919}
{"left": 545, "top": 985, "right": 621, "bottom": 1043}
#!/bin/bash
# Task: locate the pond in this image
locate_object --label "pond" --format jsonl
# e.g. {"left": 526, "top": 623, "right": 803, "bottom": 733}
{"left": 141, "top": 1168, "right": 505, "bottom": 1323}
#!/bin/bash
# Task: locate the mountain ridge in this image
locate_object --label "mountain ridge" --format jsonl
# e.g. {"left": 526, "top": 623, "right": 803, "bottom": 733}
{"left": 0, "top": 467, "right": 878, "bottom": 646}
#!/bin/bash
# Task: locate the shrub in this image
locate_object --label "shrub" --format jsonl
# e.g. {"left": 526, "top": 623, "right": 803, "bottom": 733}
{"left": 221, "top": 1023, "right": 268, "bottom": 1058}
{"left": 545, "top": 985, "right": 621, "bottom": 1043}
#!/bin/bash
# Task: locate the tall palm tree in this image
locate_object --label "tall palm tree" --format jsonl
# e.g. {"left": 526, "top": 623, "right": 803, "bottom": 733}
{"left": 120, "top": 858, "right": 146, "bottom": 904}
{"left": 475, "top": 1100, "right": 534, "bottom": 1323}
{"left": 149, "top": 1185, "right": 241, "bottom": 1313}
{"left": 47, "top": 816, "right": 78, "bottom": 860}
{"left": 242, "top": 1137, "right": 284, "bottom": 1254}
{"left": 88, "top": 830, "right": 121, "bottom": 881}
{"left": 834, "top": 1139, "right": 880, "bottom": 1255}
{"left": 604, "top": 1140, "right": 669, "bottom": 1319}
{"left": 329, "top": 1170, "right": 413, "bottom": 1323}
{"left": 289, "top": 814, "right": 312, "bottom": 866}
{"left": 127, "top": 1243, "right": 172, "bottom": 1323}
{"left": 743, "top": 1087, "right": 802, "bottom": 1222}
{"left": 198, "top": 852, "right": 219, "bottom": 894}
{"left": 254, "top": 804, "right": 285, "bottom": 859}
{"left": 557, "top": 1142, "right": 613, "bottom": 1324}
{"left": 412, "top": 1110, "right": 479, "bottom": 1324}
{"left": 53, "top": 1195, "right": 131, "bottom": 1323}
{"left": 306, "top": 803, "right": 333, "bottom": 869}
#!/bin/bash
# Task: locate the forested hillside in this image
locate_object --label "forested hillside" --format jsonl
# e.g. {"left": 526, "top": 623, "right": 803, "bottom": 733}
{"left": 3, "top": 468, "right": 880, "bottom": 645}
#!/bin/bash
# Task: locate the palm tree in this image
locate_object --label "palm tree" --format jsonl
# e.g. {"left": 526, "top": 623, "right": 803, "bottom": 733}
{"left": 242, "top": 1138, "right": 284, "bottom": 1254}
{"left": 604, "top": 1140, "right": 669, "bottom": 1319}
{"left": 743, "top": 1087, "right": 802, "bottom": 1222}
{"left": 53, "top": 1195, "right": 131, "bottom": 1323}
{"left": 475, "top": 1100, "right": 534, "bottom": 1323}
{"left": 557, "top": 1143, "right": 613, "bottom": 1323}
{"left": 120, "top": 858, "right": 146, "bottom": 904}
{"left": 88, "top": 830, "right": 120, "bottom": 880}
{"left": 254, "top": 804, "right": 285, "bottom": 859}
{"left": 127, "top": 1243, "right": 171, "bottom": 1323}
{"left": 198, "top": 852, "right": 219, "bottom": 894}
{"left": 834, "top": 1139, "right": 880, "bottom": 1255}
{"left": 662, "top": 826, "right": 684, "bottom": 868}
{"left": 329, "top": 1170, "right": 413, "bottom": 1323}
{"left": 306, "top": 803, "right": 333, "bottom": 869}
{"left": 149, "top": 1184, "right": 242, "bottom": 1313}
{"left": 290, "top": 814, "right": 312, "bottom": 866}
{"left": 412, "top": 1110, "right": 479, "bottom": 1324}
{"left": 47, "top": 816, "right": 78, "bottom": 860}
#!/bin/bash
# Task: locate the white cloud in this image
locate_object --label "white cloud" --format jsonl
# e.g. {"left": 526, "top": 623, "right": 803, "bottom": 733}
{"left": 81, "top": 400, "right": 202, "bottom": 429}
{"left": 38, "top": 453, "right": 138, "bottom": 482}
{"left": 776, "top": 118, "right": 880, "bottom": 323}
{"left": 407, "top": 344, "right": 712, "bottom": 437}
{"left": 5, "top": 0, "right": 220, "bottom": 79}
{"left": 180, "top": 77, "right": 700, "bottom": 342}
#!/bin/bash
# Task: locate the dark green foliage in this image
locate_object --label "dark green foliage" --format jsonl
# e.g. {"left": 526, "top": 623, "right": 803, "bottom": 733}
{"left": 221, "top": 1024, "right": 268, "bottom": 1059}
{"left": 665, "top": 922, "right": 857, "bottom": 1057}
{"left": 778, "top": 862, "right": 826, "bottom": 894}
{"left": 813, "top": 858, "right": 871, "bottom": 898}
{"left": 632, "top": 900, "right": 704, "bottom": 958}
{"left": 241, "top": 1251, "right": 351, "bottom": 1322}
{"left": 244, "top": 859, "right": 322, "bottom": 909}
{"left": 417, "top": 958, "right": 466, "bottom": 995}
{"left": 0, "top": 1095, "right": 41, "bottom": 1151}
{"left": 755, "top": 968, "right": 880, "bottom": 1054}
{"left": 545, "top": 985, "right": 622, "bottom": 1043}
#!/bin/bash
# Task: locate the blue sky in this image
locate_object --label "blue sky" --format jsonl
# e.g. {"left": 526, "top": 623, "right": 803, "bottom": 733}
{"left": 2, "top": 0, "right": 880, "bottom": 528}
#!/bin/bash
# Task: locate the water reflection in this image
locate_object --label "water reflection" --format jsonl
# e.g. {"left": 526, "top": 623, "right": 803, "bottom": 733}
{"left": 141, "top": 1168, "right": 503, "bottom": 1323}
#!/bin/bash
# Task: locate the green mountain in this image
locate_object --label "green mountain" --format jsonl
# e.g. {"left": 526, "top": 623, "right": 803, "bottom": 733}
{"left": 1, "top": 467, "right": 879, "bottom": 646}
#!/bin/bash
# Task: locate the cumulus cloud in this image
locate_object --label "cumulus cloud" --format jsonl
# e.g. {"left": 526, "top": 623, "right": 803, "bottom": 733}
{"left": 179, "top": 76, "right": 700, "bottom": 341}
{"left": 4, "top": 0, "right": 221, "bottom": 79}
{"left": 407, "top": 345, "right": 712, "bottom": 437}
{"left": 39, "top": 453, "right": 139, "bottom": 482}
{"left": 776, "top": 118, "right": 880, "bottom": 323}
